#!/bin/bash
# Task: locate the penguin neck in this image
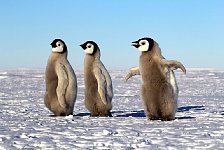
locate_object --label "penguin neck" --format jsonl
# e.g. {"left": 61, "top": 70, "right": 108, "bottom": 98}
{"left": 50, "top": 52, "right": 67, "bottom": 61}
{"left": 152, "top": 41, "right": 162, "bottom": 57}
{"left": 140, "top": 51, "right": 153, "bottom": 61}
{"left": 46, "top": 52, "right": 67, "bottom": 78}
{"left": 84, "top": 49, "right": 100, "bottom": 71}
{"left": 93, "top": 48, "right": 101, "bottom": 59}
{"left": 140, "top": 41, "right": 162, "bottom": 59}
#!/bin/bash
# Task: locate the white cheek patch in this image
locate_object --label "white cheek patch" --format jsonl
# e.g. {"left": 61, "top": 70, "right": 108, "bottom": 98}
{"left": 84, "top": 47, "right": 94, "bottom": 54}
{"left": 138, "top": 40, "right": 149, "bottom": 52}
{"left": 52, "top": 47, "right": 63, "bottom": 53}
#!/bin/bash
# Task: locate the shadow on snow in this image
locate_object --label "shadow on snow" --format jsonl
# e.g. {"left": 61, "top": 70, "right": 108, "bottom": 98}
{"left": 114, "top": 110, "right": 146, "bottom": 117}
{"left": 49, "top": 105, "right": 204, "bottom": 119}
{"left": 177, "top": 105, "right": 205, "bottom": 112}
{"left": 74, "top": 111, "right": 146, "bottom": 117}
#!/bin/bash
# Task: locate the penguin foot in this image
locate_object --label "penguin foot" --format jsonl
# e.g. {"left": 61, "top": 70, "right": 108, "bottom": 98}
{"left": 161, "top": 116, "right": 175, "bottom": 121}
{"left": 148, "top": 115, "right": 159, "bottom": 120}
{"left": 90, "top": 112, "right": 112, "bottom": 117}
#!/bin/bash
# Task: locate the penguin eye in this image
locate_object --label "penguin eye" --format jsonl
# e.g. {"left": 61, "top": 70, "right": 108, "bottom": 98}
{"left": 87, "top": 45, "right": 91, "bottom": 48}
{"left": 141, "top": 42, "right": 145, "bottom": 45}
{"left": 58, "top": 44, "right": 61, "bottom": 46}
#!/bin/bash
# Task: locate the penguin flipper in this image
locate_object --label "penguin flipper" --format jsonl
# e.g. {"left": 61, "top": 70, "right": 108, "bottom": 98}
{"left": 55, "top": 62, "right": 69, "bottom": 109}
{"left": 101, "top": 65, "right": 113, "bottom": 101}
{"left": 168, "top": 70, "right": 179, "bottom": 104}
{"left": 93, "top": 62, "right": 113, "bottom": 105}
{"left": 161, "top": 59, "right": 186, "bottom": 74}
{"left": 124, "top": 67, "right": 140, "bottom": 81}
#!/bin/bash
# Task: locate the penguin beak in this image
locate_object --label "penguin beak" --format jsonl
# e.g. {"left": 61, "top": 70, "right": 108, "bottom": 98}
{"left": 80, "top": 44, "right": 85, "bottom": 50}
{"left": 132, "top": 41, "right": 140, "bottom": 48}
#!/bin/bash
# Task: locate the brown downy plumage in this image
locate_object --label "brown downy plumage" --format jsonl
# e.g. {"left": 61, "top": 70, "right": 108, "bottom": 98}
{"left": 80, "top": 41, "right": 113, "bottom": 117}
{"left": 125, "top": 37, "right": 186, "bottom": 121}
{"left": 44, "top": 39, "right": 77, "bottom": 116}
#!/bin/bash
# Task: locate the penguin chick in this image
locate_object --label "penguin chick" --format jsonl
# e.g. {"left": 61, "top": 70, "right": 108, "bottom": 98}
{"left": 124, "top": 54, "right": 179, "bottom": 106}
{"left": 126, "top": 37, "right": 186, "bottom": 121}
{"left": 124, "top": 66, "right": 179, "bottom": 102}
{"left": 80, "top": 41, "right": 113, "bottom": 117}
{"left": 44, "top": 39, "right": 77, "bottom": 116}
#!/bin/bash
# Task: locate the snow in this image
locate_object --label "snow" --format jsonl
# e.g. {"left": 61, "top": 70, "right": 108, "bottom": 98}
{"left": 0, "top": 69, "right": 224, "bottom": 149}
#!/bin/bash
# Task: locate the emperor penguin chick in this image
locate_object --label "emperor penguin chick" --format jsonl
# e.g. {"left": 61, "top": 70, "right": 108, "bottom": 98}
{"left": 44, "top": 39, "right": 77, "bottom": 116}
{"left": 126, "top": 37, "right": 186, "bottom": 121}
{"left": 80, "top": 41, "right": 113, "bottom": 117}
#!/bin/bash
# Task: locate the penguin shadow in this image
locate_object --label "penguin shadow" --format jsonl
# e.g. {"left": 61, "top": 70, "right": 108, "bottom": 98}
{"left": 49, "top": 115, "right": 58, "bottom": 117}
{"left": 48, "top": 106, "right": 204, "bottom": 119}
{"left": 49, "top": 111, "right": 146, "bottom": 118}
{"left": 49, "top": 114, "right": 69, "bottom": 117}
{"left": 220, "top": 111, "right": 224, "bottom": 116}
{"left": 175, "top": 116, "right": 195, "bottom": 120}
{"left": 114, "top": 106, "right": 205, "bottom": 118}
{"left": 177, "top": 105, "right": 205, "bottom": 112}
{"left": 48, "top": 112, "right": 91, "bottom": 117}
{"left": 114, "top": 110, "right": 146, "bottom": 117}
{"left": 74, "top": 112, "right": 91, "bottom": 117}
{"left": 74, "top": 112, "right": 144, "bottom": 118}
{"left": 176, "top": 105, "right": 205, "bottom": 120}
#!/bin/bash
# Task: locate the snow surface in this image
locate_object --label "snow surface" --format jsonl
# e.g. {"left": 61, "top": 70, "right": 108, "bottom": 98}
{"left": 0, "top": 69, "right": 224, "bottom": 149}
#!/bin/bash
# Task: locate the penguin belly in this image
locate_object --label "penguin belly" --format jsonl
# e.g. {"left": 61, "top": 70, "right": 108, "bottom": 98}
{"left": 84, "top": 72, "right": 112, "bottom": 117}
{"left": 140, "top": 61, "right": 176, "bottom": 120}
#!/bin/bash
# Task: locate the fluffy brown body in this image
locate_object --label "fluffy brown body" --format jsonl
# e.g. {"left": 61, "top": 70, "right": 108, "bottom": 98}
{"left": 84, "top": 50, "right": 113, "bottom": 117}
{"left": 125, "top": 39, "right": 186, "bottom": 121}
{"left": 140, "top": 53, "right": 173, "bottom": 120}
{"left": 140, "top": 42, "right": 185, "bottom": 121}
{"left": 44, "top": 52, "right": 77, "bottom": 116}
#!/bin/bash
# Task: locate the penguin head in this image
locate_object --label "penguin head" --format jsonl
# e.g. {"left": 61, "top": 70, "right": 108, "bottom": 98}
{"left": 50, "top": 39, "right": 67, "bottom": 53}
{"left": 132, "top": 37, "right": 154, "bottom": 52}
{"left": 80, "top": 41, "right": 98, "bottom": 55}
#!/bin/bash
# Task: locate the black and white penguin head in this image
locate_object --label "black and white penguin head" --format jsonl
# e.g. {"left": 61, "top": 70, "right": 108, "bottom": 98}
{"left": 50, "top": 39, "right": 67, "bottom": 53}
{"left": 132, "top": 37, "right": 154, "bottom": 52}
{"left": 80, "top": 41, "right": 98, "bottom": 55}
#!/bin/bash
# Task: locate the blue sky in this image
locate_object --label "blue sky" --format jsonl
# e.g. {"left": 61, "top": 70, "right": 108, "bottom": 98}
{"left": 0, "top": 1, "right": 223, "bottom": 70}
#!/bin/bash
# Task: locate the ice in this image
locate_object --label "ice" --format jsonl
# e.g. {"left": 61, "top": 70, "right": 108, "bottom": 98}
{"left": 0, "top": 69, "right": 224, "bottom": 149}
{"left": 0, "top": 76, "right": 8, "bottom": 79}
{"left": 0, "top": 71, "right": 8, "bottom": 80}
